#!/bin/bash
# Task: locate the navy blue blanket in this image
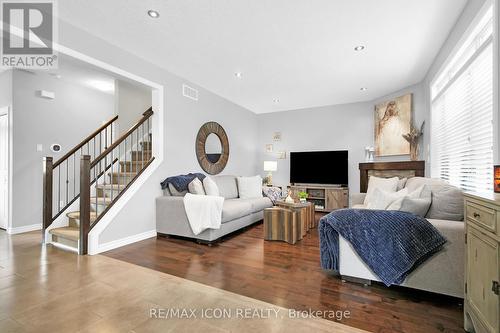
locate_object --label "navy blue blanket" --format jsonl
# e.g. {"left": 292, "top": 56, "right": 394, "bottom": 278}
{"left": 160, "top": 173, "right": 206, "bottom": 191}
{"left": 319, "top": 209, "right": 446, "bottom": 286}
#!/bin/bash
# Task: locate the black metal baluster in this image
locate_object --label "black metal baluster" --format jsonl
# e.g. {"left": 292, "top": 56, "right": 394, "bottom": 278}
{"left": 57, "top": 167, "right": 61, "bottom": 213}
{"left": 103, "top": 154, "right": 106, "bottom": 188}
{"left": 94, "top": 163, "right": 97, "bottom": 225}
{"left": 95, "top": 163, "right": 98, "bottom": 218}
{"left": 125, "top": 137, "right": 128, "bottom": 185}
{"left": 141, "top": 123, "right": 144, "bottom": 170}
{"left": 135, "top": 128, "right": 138, "bottom": 176}
{"left": 118, "top": 142, "right": 121, "bottom": 195}
{"left": 65, "top": 160, "right": 69, "bottom": 207}
{"left": 110, "top": 148, "right": 114, "bottom": 202}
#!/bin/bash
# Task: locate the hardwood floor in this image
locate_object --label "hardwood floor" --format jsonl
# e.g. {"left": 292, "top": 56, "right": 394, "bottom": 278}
{"left": 0, "top": 230, "right": 366, "bottom": 333}
{"left": 104, "top": 215, "right": 464, "bottom": 333}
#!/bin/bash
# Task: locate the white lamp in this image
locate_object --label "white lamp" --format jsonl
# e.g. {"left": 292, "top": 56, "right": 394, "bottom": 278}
{"left": 263, "top": 161, "right": 278, "bottom": 185}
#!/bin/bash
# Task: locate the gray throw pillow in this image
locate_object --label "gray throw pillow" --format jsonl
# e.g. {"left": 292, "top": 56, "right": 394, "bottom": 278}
{"left": 425, "top": 185, "right": 464, "bottom": 221}
{"left": 188, "top": 178, "right": 206, "bottom": 195}
{"left": 168, "top": 183, "right": 188, "bottom": 197}
{"left": 399, "top": 185, "right": 432, "bottom": 217}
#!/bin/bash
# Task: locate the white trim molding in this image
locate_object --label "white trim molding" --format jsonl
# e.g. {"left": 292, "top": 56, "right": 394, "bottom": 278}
{"left": 92, "top": 229, "right": 156, "bottom": 255}
{"left": 7, "top": 223, "right": 41, "bottom": 234}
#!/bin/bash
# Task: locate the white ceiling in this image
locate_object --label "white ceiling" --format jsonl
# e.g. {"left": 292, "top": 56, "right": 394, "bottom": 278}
{"left": 58, "top": 0, "right": 467, "bottom": 113}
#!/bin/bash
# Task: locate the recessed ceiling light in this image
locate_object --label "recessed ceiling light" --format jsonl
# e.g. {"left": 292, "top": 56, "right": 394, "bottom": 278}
{"left": 360, "top": 87, "right": 368, "bottom": 91}
{"left": 354, "top": 45, "right": 365, "bottom": 51}
{"left": 234, "top": 72, "right": 242, "bottom": 78}
{"left": 273, "top": 98, "right": 280, "bottom": 103}
{"left": 147, "top": 10, "right": 160, "bottom": 18}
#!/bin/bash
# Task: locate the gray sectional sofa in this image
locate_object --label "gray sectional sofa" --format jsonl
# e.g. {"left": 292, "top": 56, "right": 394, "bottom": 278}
{"left": 156, "top": 175, "right": 273, "bottom": 242}
{"left": 346, "top": 177, "right": 465, "bottom": 297}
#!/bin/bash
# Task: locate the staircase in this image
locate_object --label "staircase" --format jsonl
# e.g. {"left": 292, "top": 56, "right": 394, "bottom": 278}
{"left": 42, "top": 108, "right": 154, "bottom": 254}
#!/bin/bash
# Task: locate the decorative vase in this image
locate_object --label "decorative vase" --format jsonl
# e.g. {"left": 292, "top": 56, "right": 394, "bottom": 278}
{"left": 365, "top": 146, "right": 375, "bottom": 162}
{"left": 285, "top": 195, "right": 294, "bottom": 203}
{"left": 299, "top": 198, "right": 307, "bottom": 203}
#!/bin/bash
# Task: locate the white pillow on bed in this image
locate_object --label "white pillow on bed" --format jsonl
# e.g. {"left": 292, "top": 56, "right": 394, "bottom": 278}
{"left": 366, "top": 188, "right": 408, "bottom": 210}
{"left": 364, "top": 176, "right": 399, "bottom": 206}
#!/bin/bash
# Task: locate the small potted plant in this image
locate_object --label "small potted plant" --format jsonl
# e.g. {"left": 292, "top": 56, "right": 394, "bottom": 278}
{"left": 298, "top": 191, "right": 308, "bottom": 203}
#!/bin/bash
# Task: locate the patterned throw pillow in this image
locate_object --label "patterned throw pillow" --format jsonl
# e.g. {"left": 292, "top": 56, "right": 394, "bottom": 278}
{"left": 262, "top": 186, "right": 282, "bottom": 204}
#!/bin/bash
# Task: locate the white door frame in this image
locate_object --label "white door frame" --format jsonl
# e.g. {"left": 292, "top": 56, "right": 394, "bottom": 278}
{"left": 0, "top": 106, "right": 12, "bottom": 231}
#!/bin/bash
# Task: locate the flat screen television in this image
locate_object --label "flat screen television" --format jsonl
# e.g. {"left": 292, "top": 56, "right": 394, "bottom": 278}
{"left": 290, "top": 150, "right": 348, "bottom": 186}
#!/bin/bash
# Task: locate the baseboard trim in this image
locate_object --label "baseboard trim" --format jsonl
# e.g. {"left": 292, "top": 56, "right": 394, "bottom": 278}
{"left": 92, "top": 229, "right": 156, "bottom": 255}
{"left": 7, "top": 223, "right": 42, "bottom": 234}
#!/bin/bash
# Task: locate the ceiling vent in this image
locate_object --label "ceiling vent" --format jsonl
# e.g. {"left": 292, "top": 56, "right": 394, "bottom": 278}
{"left": 182, "top": 84, "right": 198, "bottom": 101}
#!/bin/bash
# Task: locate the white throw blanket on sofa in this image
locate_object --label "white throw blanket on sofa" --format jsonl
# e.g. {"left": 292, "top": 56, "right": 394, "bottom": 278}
{"left": 183, "top": 193, "right": 225, "bottom": 235}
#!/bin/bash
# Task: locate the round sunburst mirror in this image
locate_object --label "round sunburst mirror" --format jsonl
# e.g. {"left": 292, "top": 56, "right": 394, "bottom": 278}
{"left": 196, "top": 122, "right": 229, "bottom": 175}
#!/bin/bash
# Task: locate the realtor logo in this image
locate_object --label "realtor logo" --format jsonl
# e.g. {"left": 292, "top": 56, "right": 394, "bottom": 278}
{"left": 1, "top": 1, "right": 57, "bottom": 69}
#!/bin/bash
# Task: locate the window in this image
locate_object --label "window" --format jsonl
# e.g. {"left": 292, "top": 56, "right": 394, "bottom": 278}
{"left": 431, "top": 5, "right": 493, "bottom": 192}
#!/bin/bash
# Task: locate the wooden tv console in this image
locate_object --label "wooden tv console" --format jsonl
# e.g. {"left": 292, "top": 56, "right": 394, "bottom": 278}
{"left": 289, "top": 184, "right": 349, "bottom": 213}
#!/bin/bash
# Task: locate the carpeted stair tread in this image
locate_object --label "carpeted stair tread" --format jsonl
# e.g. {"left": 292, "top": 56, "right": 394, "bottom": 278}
{"left": 66, "top": 211, "right": 98, "bottom": 222}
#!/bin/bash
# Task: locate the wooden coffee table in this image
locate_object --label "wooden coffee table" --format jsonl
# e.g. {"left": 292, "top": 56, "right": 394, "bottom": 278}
{"left": 263, "top": 201, "right": 315, "bottom": 244}
{"left": 275, "top": 201, "right": 315, "bottom": 236}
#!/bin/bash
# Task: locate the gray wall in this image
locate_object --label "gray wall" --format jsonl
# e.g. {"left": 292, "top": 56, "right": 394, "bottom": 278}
{"left": 115, "top": 80, "right": 152, "bottom": 135}
{"left": 0, "top": 70, "right": 12, "bottom": 107}
{"left": 11, "top": 69, "right": 115, "bottom": 228}
{"left": 258, "top": 102, "right": 372, "bottom": 194}
{"left": 257, "top": 83, "right": 425, "bottom": 194}
{"left": 54, "top": 22, "right": 259, "bottom": 243}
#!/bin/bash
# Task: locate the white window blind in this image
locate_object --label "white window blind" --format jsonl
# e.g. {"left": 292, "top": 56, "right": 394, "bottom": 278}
{"left": 430, "top": 6, "right": 493, "bottom": 192}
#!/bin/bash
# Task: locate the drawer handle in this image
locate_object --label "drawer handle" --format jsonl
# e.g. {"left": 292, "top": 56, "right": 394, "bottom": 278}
{"left": 473, "top": 212, "right": 481, "bottom": 219}
{"left": 493, "top": 281, "right": 500, "bottom": 295}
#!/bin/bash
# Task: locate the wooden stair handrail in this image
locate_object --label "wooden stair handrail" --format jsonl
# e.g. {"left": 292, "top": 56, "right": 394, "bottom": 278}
{"left": 91, "top": 108, "right": 153, "bottom": 169}
{"left": 53, "top": 115, "right": 118, "bottom": 168}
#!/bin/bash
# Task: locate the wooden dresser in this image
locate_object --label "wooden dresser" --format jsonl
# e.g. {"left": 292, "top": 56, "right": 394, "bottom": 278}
{"left": 464, "top": 193, "right": 500, "bottom": 333}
